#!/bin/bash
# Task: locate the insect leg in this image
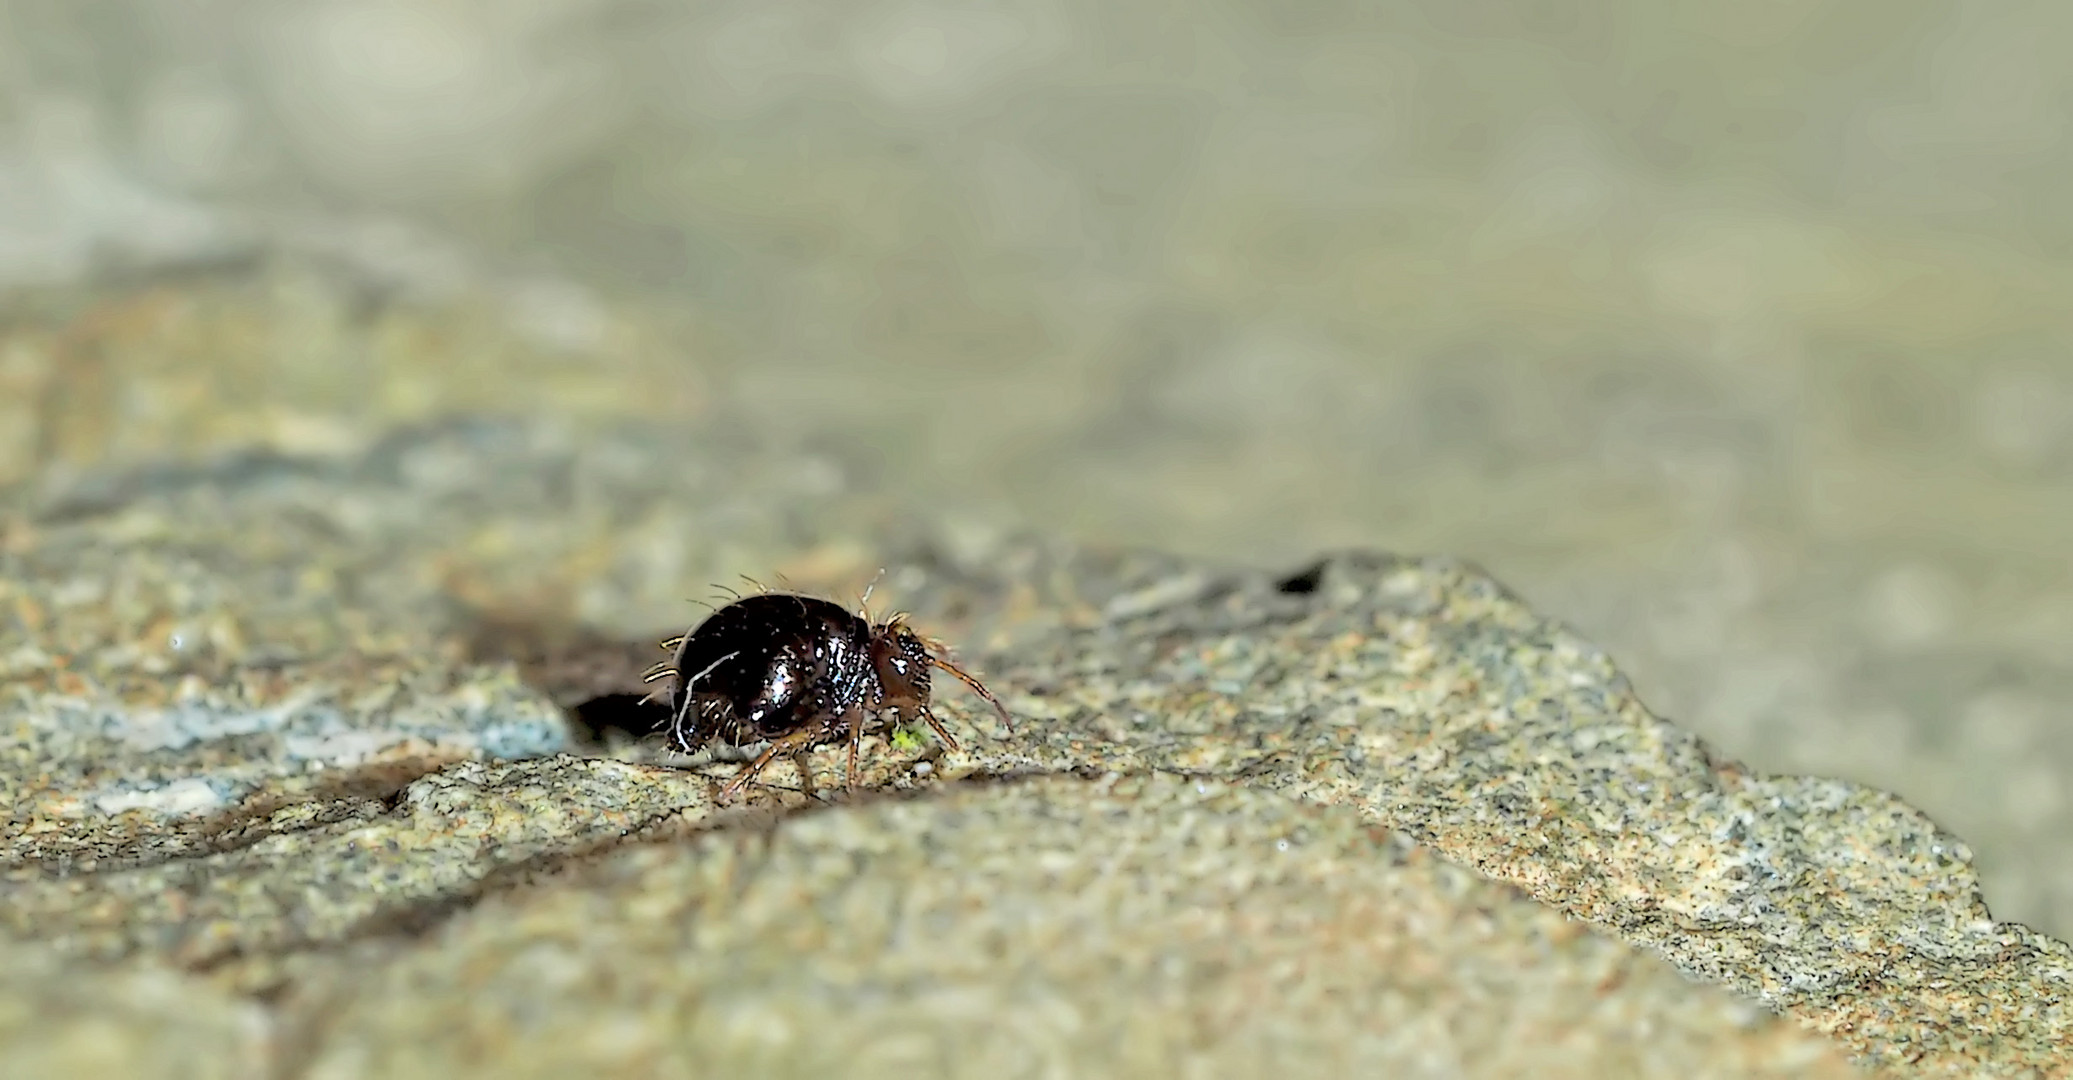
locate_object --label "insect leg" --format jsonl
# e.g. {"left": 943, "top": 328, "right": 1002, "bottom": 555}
{"left": 917, "top": 706, "right": 962, "bottom": 754}
{"left": 720, "top": 741, "right": 787, "bottom": 801}
{"left": 789, "top": 749, "right": 819, "bottom": 800}
{"left": 845, "top": 705, "right": 867, "bottom": 789}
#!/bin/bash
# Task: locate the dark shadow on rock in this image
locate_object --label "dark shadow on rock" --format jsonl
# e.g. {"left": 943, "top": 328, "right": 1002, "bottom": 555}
{"left": 450, "top": 600, "right": 678, "bottom": 749}
{"left": 566, "top": 692, "right": 670, "bottom": 744}
{"left": 1273, "top": 559, "right": 1328, "bottom": 595}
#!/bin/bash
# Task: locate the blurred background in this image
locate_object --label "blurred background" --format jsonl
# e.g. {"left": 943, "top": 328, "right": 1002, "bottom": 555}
{"left": 2, "top": 0, "right": 2070, "bottom": 936}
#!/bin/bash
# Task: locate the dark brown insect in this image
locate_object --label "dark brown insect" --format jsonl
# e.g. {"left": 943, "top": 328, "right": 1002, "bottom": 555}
{"left": 649, "top": 592, "right": 1012, "bottom": 800}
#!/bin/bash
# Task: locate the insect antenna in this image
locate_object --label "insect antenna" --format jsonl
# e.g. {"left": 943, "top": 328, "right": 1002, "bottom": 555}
{"left": 927, "top": 653, "right": 1014, "bottom": 734}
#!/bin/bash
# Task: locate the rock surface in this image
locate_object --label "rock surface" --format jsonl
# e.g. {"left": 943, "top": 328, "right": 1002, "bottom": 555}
{"left": 4, "top": 266, "right": 2070, "bottom": 1077}
{"left": 297, "top": 774, "right": 1854, "bottom": 1079}
{"left": 14, "top": 0, "right": 2073, "bottom": 951}
{"left": 4, "top": 397, "right": 2068, "bottom": 1077}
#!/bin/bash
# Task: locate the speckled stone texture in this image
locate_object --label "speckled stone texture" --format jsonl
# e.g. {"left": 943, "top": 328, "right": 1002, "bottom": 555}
{"left": 297, "top": 774, "right": 1853, "bottom": 1079}
{"left": 4, "top": 401, "right": 2067, "bottom": 1078}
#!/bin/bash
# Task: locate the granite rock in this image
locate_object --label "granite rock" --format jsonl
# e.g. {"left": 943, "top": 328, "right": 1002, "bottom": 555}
{"left": 4, "top": 409, "right": 2068, "bottom": 1077}
{"left": 299, "top": 773, "right": 1856, "bottom": 1079}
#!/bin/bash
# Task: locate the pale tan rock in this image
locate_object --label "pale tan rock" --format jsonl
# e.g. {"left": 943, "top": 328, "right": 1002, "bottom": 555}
{"left": 300, "top": 775, "right": 1860, "bottom": 1080}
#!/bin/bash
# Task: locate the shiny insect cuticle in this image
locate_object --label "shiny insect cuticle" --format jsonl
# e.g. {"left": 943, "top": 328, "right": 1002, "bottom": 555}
{"left": 649, "top": 592, "right": 1012, "bottom": 800}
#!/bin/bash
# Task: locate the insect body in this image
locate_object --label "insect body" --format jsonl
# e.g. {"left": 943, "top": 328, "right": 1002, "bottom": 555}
{"left": 656, "top": 592, "right": 1011, "bottom": 799}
